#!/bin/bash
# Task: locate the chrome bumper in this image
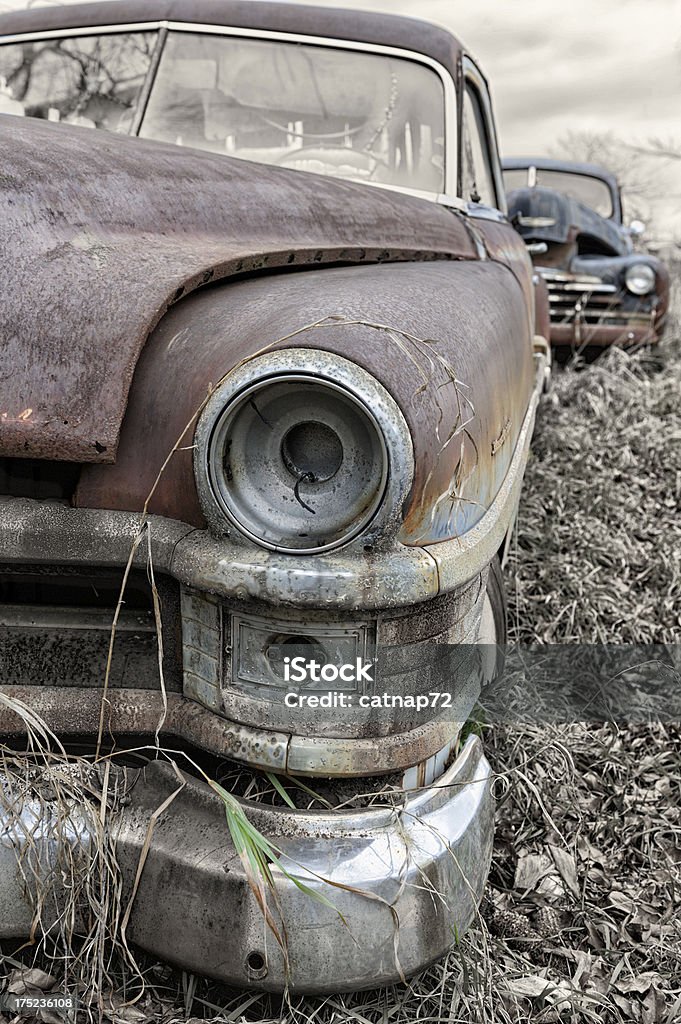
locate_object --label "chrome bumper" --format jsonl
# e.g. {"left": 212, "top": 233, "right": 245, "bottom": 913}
{"left": 0, "top": 735, "right": 492, "bottom": 993}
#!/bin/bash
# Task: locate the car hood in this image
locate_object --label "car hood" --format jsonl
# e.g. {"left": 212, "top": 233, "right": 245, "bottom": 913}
{"left": 507, "top": 186, "right": 628, "bottom": 257}
{"left": 0, "top": 116, "right": 476, "bottom": 463}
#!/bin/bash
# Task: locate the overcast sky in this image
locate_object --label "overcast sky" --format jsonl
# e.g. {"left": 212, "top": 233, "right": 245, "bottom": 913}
{"left": 303, "top": 0, "right": 681, "bottom": 156}
{"left": 3, "top": 0, "right": 681, "bottom": 235}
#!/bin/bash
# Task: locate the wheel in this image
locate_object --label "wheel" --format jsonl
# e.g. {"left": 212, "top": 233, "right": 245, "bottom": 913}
{"left": 476, "top": 555, "right": 507, "bottom": 681}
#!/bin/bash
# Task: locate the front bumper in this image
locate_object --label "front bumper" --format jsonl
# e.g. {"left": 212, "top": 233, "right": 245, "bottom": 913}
{"left": 0, "top": 734, "right": 493, "bottom": 993}
{"left": 550, "top": 319, "right": 658, "bottom": 347}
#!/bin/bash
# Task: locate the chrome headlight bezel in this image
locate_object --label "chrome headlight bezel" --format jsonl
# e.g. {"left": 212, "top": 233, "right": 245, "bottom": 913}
{"left": 624, "top": 262, "right": 656, "bottom": 296}
{"left": 194, "top": 349, "right": 414, "bottom": 555}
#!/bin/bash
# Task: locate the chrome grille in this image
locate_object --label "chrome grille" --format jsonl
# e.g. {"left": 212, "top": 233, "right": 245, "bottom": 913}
{"left": 0, "top": 567, "right": 181, "bottom": 691}
{"left": 541, "top": 271, "right": 651, "bottom": 328}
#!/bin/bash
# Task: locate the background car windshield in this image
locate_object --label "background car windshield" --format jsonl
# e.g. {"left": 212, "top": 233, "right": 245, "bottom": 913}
{"left": 139, "top": 32, "right": 446, "bottom": 193}
{"left": 504, "top": 168, "right": 614, "bottom": 218}
{"left": 0, "top": 32, "right": 156, "bottom": 132}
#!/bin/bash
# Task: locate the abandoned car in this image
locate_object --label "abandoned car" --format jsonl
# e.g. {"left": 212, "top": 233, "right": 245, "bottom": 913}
{"left": 0, "top": 0, "right": 550, "bottom": 993}
{"left": 503, "top": 157, "right": 670, "bottom": 347}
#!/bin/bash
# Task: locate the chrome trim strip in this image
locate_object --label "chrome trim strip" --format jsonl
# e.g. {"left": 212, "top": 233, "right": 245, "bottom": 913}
{"left": 0, "top": 684, "right": 454, "bottom": 777}
{"left": 0, "top": 498, "right": 440, "bottom": 611}
{"left": 541, "top": 271, "right": 611, "bottom": 285}
{"left": 461, "top": 54, "right": 506, "bottom": 215}
{"left": 568, "top": 310, "right": 654, "bottom": 324}
{"left": 548, "top": 282, "right": 617, "bottom": 294}
{"left": 0, "top": 22, "right": 166, "bottom": 42}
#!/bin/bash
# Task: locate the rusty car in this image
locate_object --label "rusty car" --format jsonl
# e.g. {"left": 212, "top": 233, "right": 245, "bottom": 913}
{"left": 0, "top": 0, "right": 550, "bottom": 993}
{"left": 503, "top": 157, "right": 670, "bottom": 348}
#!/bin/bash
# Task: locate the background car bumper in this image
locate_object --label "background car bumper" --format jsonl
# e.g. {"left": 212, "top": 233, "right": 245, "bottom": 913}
{"left": 0, "top": 734, "right": 493, "bottom": 993}
{"left": 551, "top": 320, "right": 659, "bottom": 347}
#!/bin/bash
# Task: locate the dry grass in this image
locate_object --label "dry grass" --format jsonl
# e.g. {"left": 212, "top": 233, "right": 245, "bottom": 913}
{"left": 508, "top": 322, "right": 681, "bottom": 647}
{"left": 2, "top": 276, "right": 680, "bottom": 1022}
{"left": 0, "top": 699, "right": 147, "bottom": 1022}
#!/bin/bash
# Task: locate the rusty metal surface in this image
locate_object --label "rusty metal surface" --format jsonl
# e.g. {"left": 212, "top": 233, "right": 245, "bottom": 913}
{"left": 0, "top": 115, "right": 476, "bottom": 463}
{"left": 0, "top": 738, "right": 492, "bottom": 993}
{"left": 508, "top": 185, "right": 627, "bottom": 254}
{"left": 0, "top": 0, "right": 464, "bottom": 83}
{"left": 431, "top": 352, "right": 545, "bottom": 591}
{"left": 77, "top": 259, "right": 535, "bottom": 546}
{"left": 473, "top": 216, "right": 536, "bottom": 337}
{"left": 0, "top": 604, "right": 162, "bottom": 689}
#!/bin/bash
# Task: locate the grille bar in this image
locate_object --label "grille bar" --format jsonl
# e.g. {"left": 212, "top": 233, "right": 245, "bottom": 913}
{"left": 546, "top": 281, "right": 617, "bottom": 295}
{"left": 0, "top": 604, "right": 153, "bottom": 632}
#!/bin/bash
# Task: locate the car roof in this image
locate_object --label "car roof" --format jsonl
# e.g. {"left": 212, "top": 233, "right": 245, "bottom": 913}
{"left": 0, "top": 0, "right": 464, "bottom": 79}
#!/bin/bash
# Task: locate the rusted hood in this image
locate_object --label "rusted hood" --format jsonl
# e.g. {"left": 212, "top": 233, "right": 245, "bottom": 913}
{"left": 0, "top": 116, "right": 476, "bottom": 463}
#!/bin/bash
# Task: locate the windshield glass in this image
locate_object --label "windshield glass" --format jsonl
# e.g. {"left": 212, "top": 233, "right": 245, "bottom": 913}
{"left": 139, "top": 32, "right": 446, "bottom": 193}
{"left": 0, "top": 32, "right": 156, "bottom": 132}
{"left": 504, "top": 168, "right": 614, "bottom": 218}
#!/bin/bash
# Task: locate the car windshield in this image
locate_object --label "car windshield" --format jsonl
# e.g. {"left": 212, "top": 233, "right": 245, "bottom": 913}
{"left": 139, "top": 32, "right": 446, "bottom": 193}
{"left": 0, "top": 31, "right": 156, "bottom": 131}
{"left": 0, "top": 29, "right": 446, "bottom": 194}
{"left": 504, "top": 168, "right": 614, "bottom": 218}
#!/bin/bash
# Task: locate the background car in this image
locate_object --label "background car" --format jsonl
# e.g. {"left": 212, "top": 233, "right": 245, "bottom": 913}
{"left": 503, "top": 156, "right": 670, "bottom": 347}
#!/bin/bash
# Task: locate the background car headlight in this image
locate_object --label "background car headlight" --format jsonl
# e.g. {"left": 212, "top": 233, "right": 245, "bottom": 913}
{"left": 194, "top": 349, "right": 413, "bottom": 554}
{"left": 624, "top": 263, "right": 655, "bottom": 296}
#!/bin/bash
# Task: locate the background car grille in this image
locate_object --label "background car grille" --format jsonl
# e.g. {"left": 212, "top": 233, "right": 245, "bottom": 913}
{"left": 541, "top": 270, "right": 653, "bottom": 330}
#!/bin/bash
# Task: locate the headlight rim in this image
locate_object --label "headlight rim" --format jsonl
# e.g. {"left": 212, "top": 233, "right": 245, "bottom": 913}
{"left": 194, "top": 348, "right": 414, "bottom": 555}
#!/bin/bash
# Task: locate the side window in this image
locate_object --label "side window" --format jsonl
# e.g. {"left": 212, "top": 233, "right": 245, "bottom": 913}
{"left": 0, "top": 32, "right": 157, "bottom": 133}
{"left": 461, "top": 82, "right": 496, "bottom": 207}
